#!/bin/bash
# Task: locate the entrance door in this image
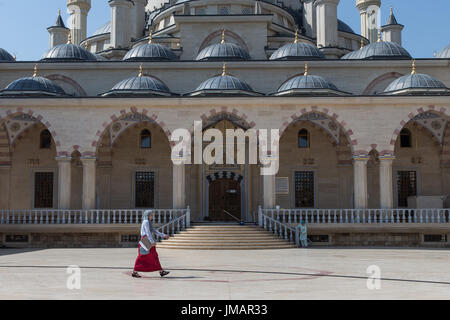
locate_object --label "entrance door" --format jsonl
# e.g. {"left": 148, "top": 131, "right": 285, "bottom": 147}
{"left": 396, "top": 171, "right": 417, "bottom": 207}
{"left": 209, "top": 179, "right": 241, "bottom": 221}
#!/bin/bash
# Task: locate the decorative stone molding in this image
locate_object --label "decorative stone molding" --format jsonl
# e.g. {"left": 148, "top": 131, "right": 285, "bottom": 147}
{"left": 389, "top": 106, "right": 449, "bottom": 153}
{"left": 280, "top": 106, "right": 356, "bottom": 153}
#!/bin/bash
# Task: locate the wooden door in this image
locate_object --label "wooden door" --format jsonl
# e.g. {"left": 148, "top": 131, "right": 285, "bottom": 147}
{"left": 209, "top": 179, "right": 241, "bottom": 221}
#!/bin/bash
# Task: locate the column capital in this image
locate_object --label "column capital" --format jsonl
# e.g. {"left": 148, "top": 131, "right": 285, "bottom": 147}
{"left": 80, "top": 156, "right": 96, "bottom": 162}
{"left": 55, "top": 156, "right": 72, "bottom": 162}
{"left": 352, "top": 155, "right": 370, "bottom": 162}
{"left": 379, "top": 155, "right": 396, "bottom": 162}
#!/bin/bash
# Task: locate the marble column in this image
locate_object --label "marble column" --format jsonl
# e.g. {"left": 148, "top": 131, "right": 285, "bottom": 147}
{"left": 263, "top": 174, "right": 276, "bottom": 209}
{"left": 379, "top": 156, "right": 395, "bottom": 209}
{"left": 81, "top": 157, "right": 96, "bottom": 210}
{"left": 56, "top": 156, "right": 72, "bottom": 209}
{"left": 353, "top": 156, "right": 369, "bottom": 209}
{"left": 172, "top": 159, "right": 186, "bottom": 209}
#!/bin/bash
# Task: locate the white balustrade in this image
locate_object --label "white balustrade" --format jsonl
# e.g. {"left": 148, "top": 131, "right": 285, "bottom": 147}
{"left": 258, "top": 208, "right": 449, "bottom": 226}
{"left": 0, "top": 208, "right": 190, "bottom": 225}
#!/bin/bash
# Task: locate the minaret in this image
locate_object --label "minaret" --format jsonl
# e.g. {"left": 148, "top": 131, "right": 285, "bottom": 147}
{"left": 381, "top": 7, "right": 404, "bottom": 46}
{"left": 47, "top": 9, "right": 70, "bottom": 48}
{"left": 109, "top": 0, "right": 134, "bottom": 49}
{"left": 67, "top": 0, "right": 91, "bottom": 45}
{"left": 131, "top": 0, "right": 148, "bottom": 40}
{"left": 356, "top": 0, "right": 381, "bottom": 43}
{"left": 315, "top": 0, "right": 340, "bottom": 58}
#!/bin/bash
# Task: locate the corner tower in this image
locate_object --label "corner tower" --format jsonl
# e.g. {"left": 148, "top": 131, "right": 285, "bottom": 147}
{"left": 67, "top": 0, "right": 91, "bottom": 45}
{"left": 356, "top": 0, "right": 381, "bottom": 43}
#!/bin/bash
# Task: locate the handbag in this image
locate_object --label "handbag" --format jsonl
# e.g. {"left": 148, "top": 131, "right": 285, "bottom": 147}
{"left": 139, "top": 236, "right": 155, "bottom": 255}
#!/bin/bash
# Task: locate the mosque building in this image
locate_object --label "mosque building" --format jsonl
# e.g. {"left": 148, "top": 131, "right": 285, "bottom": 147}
{"left": 0, "top": 0, "right": 449, "bottom": 248}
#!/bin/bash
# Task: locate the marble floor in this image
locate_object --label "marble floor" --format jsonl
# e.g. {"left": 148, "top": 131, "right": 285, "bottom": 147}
{"left": 0, "top": 247, "right": 449, "bottom": 300}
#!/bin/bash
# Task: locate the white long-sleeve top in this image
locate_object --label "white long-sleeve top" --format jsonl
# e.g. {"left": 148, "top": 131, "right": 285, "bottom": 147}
{"left": 141, "top": 220, "right": 166, "bottom": 244}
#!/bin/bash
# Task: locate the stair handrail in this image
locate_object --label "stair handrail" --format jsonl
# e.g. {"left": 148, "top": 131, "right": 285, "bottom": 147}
{"left": 258, "top": 206, "right": 299, "bottom": 246}
{"left": 156, "top": 206, "right": 190, "bottom": 240}
{"left": 223, "top": 210, "right": 242, "bottom": 222}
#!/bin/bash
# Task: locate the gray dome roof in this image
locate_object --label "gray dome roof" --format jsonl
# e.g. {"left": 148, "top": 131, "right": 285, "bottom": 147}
{"left": 383, "top": 73, "right": 449, "bottom": 95}
{"left": 338, "top": 20, "right": 355, "bottom": 34}
{"left": 342, "top": 41, "right": 411, "bottom": 60}
{"left": 93, "top": 22, "right": 111, "bottom": 36}
{"left": 0, "top": 76, "right": 66, "bottom": 96}
{"left": 190, "top": 74, "right": 257, "bottom": 96}
{"left": 275, "top": 74, "right": 348, "bottom": 96}
{"left": 270, "top": 42, "right": 325, "bottom": 60}
{"left": 123, "top": 43, "right": 177, "bottom": 61}
{"left": 196, "top": 43, "right": 250, "bottom": 61}
{"left": 41, "top": 43, "right": 97, "bottom": 61}
{"left": 279, "top": 75, "right": 338, "bottom": 92}
{"left": 436, "top": 45, "right": 450, "bottom": 58}
{"left": 102, "top": 75, "right": 173, "bottom": 96}
{"left": 0, "top": 48, "right": 14, "bottom": 62}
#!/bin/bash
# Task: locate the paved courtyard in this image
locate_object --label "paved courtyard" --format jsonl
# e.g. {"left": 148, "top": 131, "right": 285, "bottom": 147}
{"left": 0, "top": 247, "right": 449, "bottom": 300}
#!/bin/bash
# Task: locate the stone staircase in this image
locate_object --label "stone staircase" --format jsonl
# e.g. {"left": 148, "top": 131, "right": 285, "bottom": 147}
{"left": 157, "top": 223, "right": 296, "bottom": 250}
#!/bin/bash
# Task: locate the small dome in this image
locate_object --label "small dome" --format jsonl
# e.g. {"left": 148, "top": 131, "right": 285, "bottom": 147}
{"left": 383, "top": 73, "right": 449, "bottom": 95}
{"left": 275, "top": 71, "right": 348, "bottom": 96}
{"left": 342, "top": 41, "right": 411, "bottom": 60}
{"left": 0, "top": 48, "right": 14, "bottom": 62}
{"left": 0, "top": 76, "right": 66, "bottom": 96}
{"left": 196, "top": 42, "right": 250, "bottom": 61}
{"left": 123, "top": 43, "right": 177, "bottom": 61}
{"left": 102, "top": 75, "right": 173, "bottom": 97}
{"left": 279, "top": 75, "right": 338, "bottom": 92}
{"left": 338, "top": 20, "right": 355, "bottom": 34}
{"left": 270, "top": 42, "right": 325, "bottom": 60}
{"left": 93, "top": 22, "right": 111, "bottom": 36}
{"left": 189, "top": 67, "right": 258, "bottom": 96}
{"left": 41, "top": 43, "right": 97, "bottom": 61}
{"left": 436, "top": 45, "right": 450, "bottom": 58}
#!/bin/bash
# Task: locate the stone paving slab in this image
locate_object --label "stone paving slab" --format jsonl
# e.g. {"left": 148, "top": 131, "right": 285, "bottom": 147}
{"left": 0, "top": 247, "right": 449, "bottom": 300}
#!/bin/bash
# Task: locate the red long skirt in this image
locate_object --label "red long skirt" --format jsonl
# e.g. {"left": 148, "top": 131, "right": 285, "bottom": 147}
{"left": 134, "top": 244, "right": 163, "bottom": 272}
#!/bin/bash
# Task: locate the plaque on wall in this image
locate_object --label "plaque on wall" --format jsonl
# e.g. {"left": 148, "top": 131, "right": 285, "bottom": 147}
{"left": 276, "top": 177, "right": 289, "bottom": 194}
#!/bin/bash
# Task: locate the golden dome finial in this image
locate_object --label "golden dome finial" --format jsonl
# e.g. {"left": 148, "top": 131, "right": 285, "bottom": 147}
{"left": 304, "top": 63, "right": 308, "bottom": 76}
{"left": 67, "top": 32, "right": 72, "bottom": 44}
{"left": 377, "top": 29, "right": 382, "bottom": 42}
{"left": 138, "top": 63, "right": 143, "bottom": 77}
{"left": 411, "top": 59, "right": 416, "bottom": 75}
{"left": 294, "top": 28, "right": 299, "bottom": 44}
{"left": 360, "top": 37, "right": 365, "bottom": 49}
{"left": 148, "top": 30, "right": 153, "bottom": 44}
{"left": 221, "top": 29, "right": 226, "bottom": 44}
{"left": 33, "top": 64, "right": 38, "bottom": 77}
{"left": 222, "top": 62, "right": 227, "bottom": 76}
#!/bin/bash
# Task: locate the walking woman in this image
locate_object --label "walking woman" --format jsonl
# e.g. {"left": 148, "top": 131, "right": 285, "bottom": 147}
{"left": 132, "top": 210, "right": 170, "bottom": 278}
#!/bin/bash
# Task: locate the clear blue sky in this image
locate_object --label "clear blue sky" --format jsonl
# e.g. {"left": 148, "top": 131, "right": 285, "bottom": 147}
{"left": 0, "top": 0, "right": 448, "bottom": 60}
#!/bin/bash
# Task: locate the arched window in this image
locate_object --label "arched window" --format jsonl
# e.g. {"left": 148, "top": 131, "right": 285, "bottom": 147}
{"left": 400, "top": 129, "right": 412, "bottom": 148}
{"left": 140, "top": 129, "right": 151, "bottom": 149}
{"left": 298, "top": 129, "right": 309, "bottom": 148}
{"left": 40, "top": 130, "right": 52, "bottom": 149}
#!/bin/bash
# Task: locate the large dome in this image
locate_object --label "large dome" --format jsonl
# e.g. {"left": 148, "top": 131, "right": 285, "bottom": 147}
{"left": 342, "top": 41, "right": 411, "bottom": 60}
{"left": 41, "top": 43, "right": 97, "bottom": 61}
{"left": 123, "top": 43, "right": 177, "bottom": 61}
{"left": 436, "top": 45, "right": 450, "bottom": 58}
{"left": 0, "top": 76, "right": 66, "bottom": 97}
{"left": 338, "top": 20, "right": 355, "bottom": 34}
{"left": 270, "top": 42, "right": 325, "bottom": 60}
{"left": 0, "top": 48, "right": 14, "bottom": 62}
{"left": 383, "top": 73, "right": 449, "bottom": 95}
{"left": 92, "top": 22, "right": 111, "bottom": 36}
{"left": 196, "top": 42, "right": 250, "bottom": 61}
